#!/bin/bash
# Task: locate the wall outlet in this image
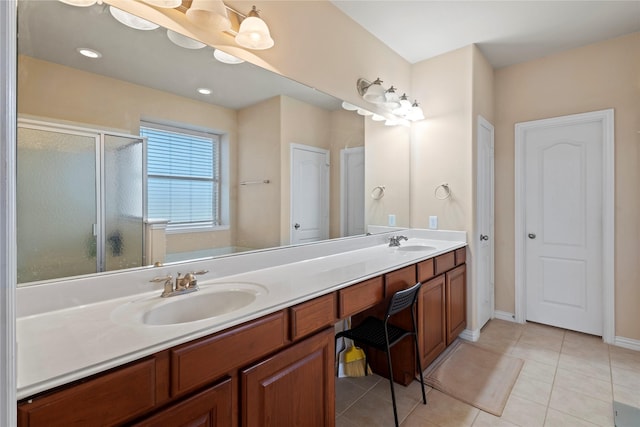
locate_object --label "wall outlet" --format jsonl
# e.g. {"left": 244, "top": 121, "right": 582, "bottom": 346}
{"left": 429, "top": 216, "right": 438, "bottom": 229}
{"left": 388, "top": 214, "right": 396, "bottom": 227}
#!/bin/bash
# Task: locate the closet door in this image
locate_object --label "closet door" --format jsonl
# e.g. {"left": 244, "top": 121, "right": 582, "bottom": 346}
{"left": 17, "top": 125, "right": 99, "bottom": 283}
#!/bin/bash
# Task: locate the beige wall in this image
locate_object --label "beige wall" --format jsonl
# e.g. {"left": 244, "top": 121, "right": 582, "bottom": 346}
{"left": 18, "top": 55, "right": 238, "bottom": 255}
{"left": 237, "top": 97, "right": 282, "bottom": 249}
{"left": 495, "top": 32, "right": 640, "bottom": 340}
{"left": 409, "top": 45, "right": 494, "bottom": 332}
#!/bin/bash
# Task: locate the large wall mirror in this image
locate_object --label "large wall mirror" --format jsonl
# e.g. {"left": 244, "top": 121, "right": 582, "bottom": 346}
{"left": 16, "top": 0, "right": 367, "bottom": 285}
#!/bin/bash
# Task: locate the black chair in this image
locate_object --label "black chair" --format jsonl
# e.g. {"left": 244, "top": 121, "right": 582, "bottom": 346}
{"left": 336, "top": 281, "right": 427, "bottom": 427}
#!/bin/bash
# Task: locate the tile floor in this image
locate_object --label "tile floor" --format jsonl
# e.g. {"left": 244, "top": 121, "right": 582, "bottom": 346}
{"left": 335, "top": 319, "right": 640, "bottom": 427}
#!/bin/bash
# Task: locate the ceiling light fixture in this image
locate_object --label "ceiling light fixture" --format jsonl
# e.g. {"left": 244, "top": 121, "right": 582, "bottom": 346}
{"left": 140, "top": 0, "right": 182, "bottom": 8}
{"left": 341, "top": 101, "right": 359, "bottom": 111}
{"left": 197, "top": 88, "right": 212, "bottom": 95}
{"left": 186, "top": 0, "right": 231, "bottom": 32}
{"left": 76, "top": 47, "right": 102, "bottom": 59}
{"left": 213, "top": 49, "right": 244, "bottom": 64}
{"left": 357, "top": 77, "right": 425, "bottom": 125}
{"left": 167, "top": 29, "right": 207, "bottom": 49}
{"left": 109, "top": 6, "right": 159, "bottom": 30}
{"left": 235, "top": 5, "right": 274, "bottom": 50}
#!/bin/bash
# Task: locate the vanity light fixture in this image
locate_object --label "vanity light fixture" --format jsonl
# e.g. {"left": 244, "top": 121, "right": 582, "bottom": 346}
{"left": 109, "top": 6, "right": 159, "bottom": 30}
{"left": 186, "top": 0, "right": 231, "bottom": 32}
{"left": 235, "top": 6, "right": 274, "bottom": 50}
{"left": 167, "top": 29, "right": 207, "bottom": 49}
{"left": 197, "top": 87, "right": 212, "bottom": 95}
{"left": 76, "top": 47, "right": 102, "bottom": 59}
{"left": 140, "top": 0, "right": 182, "bottom": 8}
{"left": 357, "top": 77, "right": 425, "bottom": 124}
{"left": 213, "top": 49, "right": 245, "bottom": 64}
{"left": 341, "top": 101, "right": 359, "bottom": 111}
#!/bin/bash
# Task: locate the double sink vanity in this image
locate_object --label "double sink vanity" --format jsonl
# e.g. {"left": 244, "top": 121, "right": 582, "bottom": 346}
{"left": 16, "top": 229, "right": 467, "bottom": 426}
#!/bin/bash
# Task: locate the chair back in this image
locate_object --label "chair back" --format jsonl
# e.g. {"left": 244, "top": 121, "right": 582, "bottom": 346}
{"left": 386, "top": 281, "right": 422, "bottom": 318}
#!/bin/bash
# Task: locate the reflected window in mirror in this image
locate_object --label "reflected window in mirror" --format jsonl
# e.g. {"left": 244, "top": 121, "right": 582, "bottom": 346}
{"left": 141, "top": 121, "right": 224, "bottom": 231}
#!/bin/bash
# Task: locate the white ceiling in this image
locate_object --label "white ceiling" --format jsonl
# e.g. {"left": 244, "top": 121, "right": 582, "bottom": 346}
{"left": 331, "top": 1, "right": 640, "bottom": 68}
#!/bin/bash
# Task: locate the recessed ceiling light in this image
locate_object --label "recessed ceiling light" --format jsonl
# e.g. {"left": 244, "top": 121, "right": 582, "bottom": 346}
{"left": 213, "top": 49, "right": 244, "bottom": 65}
{"left": 197, "top": 88, "right": 212, "bottom": 95}
{"left": 77, "top": 48, "right": 102, "bottom": 59}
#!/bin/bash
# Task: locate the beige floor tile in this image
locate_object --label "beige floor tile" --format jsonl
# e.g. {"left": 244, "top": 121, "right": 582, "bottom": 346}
{"left": 501, "top": 394, "right": 547, "bottom": 427}
{"left": 609, "top": 346, "right": 640, "bottom": 371}
{"left": 522, "top": 322, "right": 566, "bottom": 339}
{"left": 472, "top": 411, "right": 521, "bottom": 427}
{"left": 553, "top": 368, "right": 613, "bottom": 403}
{"left": 544, "top": 408, "right": 601, "bottom": 427}
{"left": 613, "top": 383, "right": 640, "bottom": 408}
{"left": 480, "top": 320, "right": 523, "bottom": 341}
{"left": 549, "top": 386, "right": 614, "bottom": 426}
{"left": 335, "top": 414, "right": 361, "bottom": 427}
{"left": 557, "top": 353, "right": 611, "bottom": 382}
{"left": 475, "top": 335, "right": 519, "bottom": 354}
{"left": 519, "top": 330, "right": 564, "bottom": 352}
{"left": 335, "top": 377, "right": 370, "bottom": 415}
{"left": 562, "top": 333, "right": 610, "bottom": 359}
{"left": 511, "top": 373, "right": 553, "bottom": 405}
{"left": 342, "top": 372, "right": 383, "bottom": 391}
{"left": 404, "top": 389, "right": 479, "bottom": 427}
{"left": 400, "top": 413, "right": 440, "bottom": 427}
{"left": 340, "top": 385, "right": 421, "bottom": 427}
{"left": 519, "top": 359, "right": 557, "bottom": 384}
{"left": 510, "top": 342, "right": 560, "bottom": 367}
{"left": 369, "top": 377, "right": 428, "bottom": 407}
{"left": 611, "top": 365, "right": 640, "bottom": 391}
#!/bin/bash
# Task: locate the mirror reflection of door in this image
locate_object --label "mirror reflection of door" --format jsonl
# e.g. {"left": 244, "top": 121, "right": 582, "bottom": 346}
{"left": 290, "top": 144, "right": 330, "bottom": 245}
{"left": 341, "top": 147, "right": 365, "bottom": 237}
{"left": 17, "top": 120, "right": 144, "bottom": 283}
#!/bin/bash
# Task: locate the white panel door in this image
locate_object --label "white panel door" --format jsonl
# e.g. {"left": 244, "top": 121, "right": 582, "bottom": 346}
{"left": 524, "top": 120, "right": 603, "bottom": 335}
{"left": 476, "top": 116, "right": 494, "bottom": 329}
{"left": 341, "top": 146, "right": 365, "bottom": 237}
{"left": 290, "top": 144, "right": 329, "bottom": 245}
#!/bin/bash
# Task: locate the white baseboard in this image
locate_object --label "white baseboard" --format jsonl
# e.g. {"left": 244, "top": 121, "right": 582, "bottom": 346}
{"left": 459, "top": 328, "right": 480, "bottom": 342}
{"left": 493, "top": 310, "right": 517, "bottom": 322}
{"left": 614, "top": 336, "right": 640, "bottom": 351}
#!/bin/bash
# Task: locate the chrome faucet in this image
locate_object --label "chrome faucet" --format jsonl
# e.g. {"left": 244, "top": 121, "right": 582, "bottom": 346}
{"left": 149, "top": 270, "right": 209, "bottom": 298}
{"left": 388, "top": 235, "right": 408, "bottom": 247}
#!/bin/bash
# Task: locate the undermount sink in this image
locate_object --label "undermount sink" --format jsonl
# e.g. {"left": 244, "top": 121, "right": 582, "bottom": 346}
{"left": 112, "top": 282, "right": 267, "bottom": 326}
{"left": 396, "top": 245, "right": 437, "bottom": 252}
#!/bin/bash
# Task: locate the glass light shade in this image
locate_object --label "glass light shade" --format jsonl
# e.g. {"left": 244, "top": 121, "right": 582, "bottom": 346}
{"left": 371, "top": 114, "right": 386, "bottom": 122}
{"left": 356, "top": 109, "right": 373, "bottom": 116}
{"left": 109, "top": 6, "right": 159, "bottom": 30}
{"left": 213, "top": 49, "right": 245, "bottom": 64}
{"left": 362, "top": 80, "right": 386, "bottom": 104}
{"left": 407, "top": 102, "right": 425, "bottom": 121}
{"left": 167, "top": 30, "right": 206, "bottom": 49}
{"left": 59, "top": 0, "right": 97, "bottom": 6}
{"left": 393, "top": 96, "right": 412, "bottom": 116}
{"left": 384, "top": 119, "right": 398, "bottom": 126}
{"left": 186, "top": 0, "right": 231, "bottom": 32}
{"left": 235, "top": 16, "right": 274, "bottom": 50}
{"left": 383, "top": 88, "right": 401, "bottom": 109}
{"left": 140, "top": 0, "right": 182, "bottom": 8}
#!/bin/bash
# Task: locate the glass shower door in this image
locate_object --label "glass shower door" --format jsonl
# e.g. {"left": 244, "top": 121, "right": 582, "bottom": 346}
{"left": 102, "top": 134, "right": 144, "bottom": 272}
{"left": 17, "top": 126, "right": 99, "bottom": 283}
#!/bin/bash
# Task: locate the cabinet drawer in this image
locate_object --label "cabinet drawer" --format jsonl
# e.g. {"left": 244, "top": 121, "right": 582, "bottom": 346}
{"left": 385, "top": 265, "right": 417, "bottom": 297}
{"left": 417, "top": 258, "right": 435, "bottom": 282}
{"left": 171, "top": 311, "right": 286, "bottom": 396}
{"left": 18, "top": 358, "right": 159, "bottom": 427}
{"left": 338, "top": 276, "right": 383, "bottom": 318}
{"left": 290, "top": 293, "right": 337, "bottom": 341}
{"left": 455, "top": 247, "right": 466, "bottom": 265}
{"left": 434, "top": 251, "right": 455, "bottom": 275}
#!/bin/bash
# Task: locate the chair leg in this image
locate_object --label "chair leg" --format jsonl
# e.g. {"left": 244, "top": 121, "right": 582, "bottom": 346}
{"left": 385, "top": 343, "right": 400, "bottom": 427}
{"left": 413, "top": 334, "right": 427, "bottom": 405}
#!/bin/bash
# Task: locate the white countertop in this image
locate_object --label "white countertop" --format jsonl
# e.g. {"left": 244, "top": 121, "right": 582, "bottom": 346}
{"left": 16, "top": 229, "right": 466, "bottom": 399}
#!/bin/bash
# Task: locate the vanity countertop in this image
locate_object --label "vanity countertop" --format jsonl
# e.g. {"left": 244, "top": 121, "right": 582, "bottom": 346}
{"left": 16, "top": 229, "right": 466, "bottom": 399}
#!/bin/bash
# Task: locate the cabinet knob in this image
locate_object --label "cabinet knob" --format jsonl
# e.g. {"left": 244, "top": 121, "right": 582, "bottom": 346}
{"left": 528, "top": 233, "right": 536, "bottom": 239}
{"left": 480, "top": 234, "right": 489, "bottom": 241}
{"left": 294, "top": 223, "right": 300, "bottom": 230}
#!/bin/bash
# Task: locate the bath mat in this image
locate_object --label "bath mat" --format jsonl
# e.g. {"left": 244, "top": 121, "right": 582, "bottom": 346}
{"left": 423, "top": 340, "right": 524, "bottom": 416}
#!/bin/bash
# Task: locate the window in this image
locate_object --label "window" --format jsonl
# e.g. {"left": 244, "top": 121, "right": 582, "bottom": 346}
{"left": 141, "top": 122, "right": 220, "bottom": 230}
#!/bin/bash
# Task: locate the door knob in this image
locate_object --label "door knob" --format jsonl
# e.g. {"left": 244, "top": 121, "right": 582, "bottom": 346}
{"left": 294, "top": 223, "right": 300, "bottom": 230}
{"left": 480, "top": 234, "right": 489, "bottom": 241}
{"left": 528, "top": 233, "right": 536, "bottom": 239}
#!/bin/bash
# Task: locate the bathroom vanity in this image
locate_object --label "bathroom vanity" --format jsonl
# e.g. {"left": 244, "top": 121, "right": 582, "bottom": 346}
{"left": 16, "top": 230, "right": 466, "bottom": 426}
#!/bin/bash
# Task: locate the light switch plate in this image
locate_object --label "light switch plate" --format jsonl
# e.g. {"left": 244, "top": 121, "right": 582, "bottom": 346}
{"left": 429, "top": 216, "right": 438, "bottom": 229}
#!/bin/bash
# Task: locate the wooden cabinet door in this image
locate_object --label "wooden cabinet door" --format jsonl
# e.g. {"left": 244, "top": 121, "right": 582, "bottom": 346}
{"left": 241, "top": 328, "right": 335, "bottom": 427}
{"left": 418, "top": 274, "right": 446, "bottom": 368}
{"left": 446, "top": 264, "right": 467, "bottom": 345}
{"left": 132, "top": 377, "right": 233, "bottom": 427}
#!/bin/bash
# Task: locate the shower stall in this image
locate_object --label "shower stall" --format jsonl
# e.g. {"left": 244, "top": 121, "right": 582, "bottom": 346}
{"left": 17, "top": 119, "right": 145, "bottom": 283}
